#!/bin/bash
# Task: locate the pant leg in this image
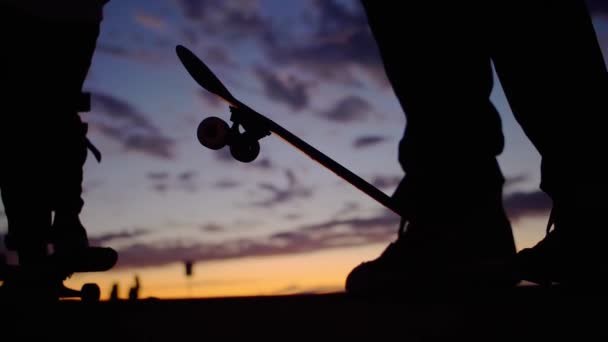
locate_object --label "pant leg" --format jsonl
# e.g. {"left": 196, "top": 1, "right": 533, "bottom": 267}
{"left": 0, "top": 6, "right": 99, "bottom": 263}
{"left": 361, "top": 2, "right": 506, "bottom": 219}
{"left": 45, "top": 22, "right": 100, "bottom": 218}
{"left": 490, "top": 0, "right": 608, "bottom": 207}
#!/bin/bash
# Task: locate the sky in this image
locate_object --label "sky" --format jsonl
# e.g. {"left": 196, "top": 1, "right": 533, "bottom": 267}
{"left": 1, "top": 0, "right": 607, "bottom": 300}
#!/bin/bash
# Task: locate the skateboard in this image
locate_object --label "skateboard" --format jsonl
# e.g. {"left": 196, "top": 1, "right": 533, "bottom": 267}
{"left": 0, "top": 247, "right": 118, "bottom": 303}
{"left": 175, "top": 45, "right": 402, "bottom": 217}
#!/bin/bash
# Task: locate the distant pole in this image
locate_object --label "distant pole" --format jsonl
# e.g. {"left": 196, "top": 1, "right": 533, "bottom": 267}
{"left": 185, "top": 260, "right": 193, "bottom": 277}
{"left": 184, "top": 260, "right": 194, "bottom": 298}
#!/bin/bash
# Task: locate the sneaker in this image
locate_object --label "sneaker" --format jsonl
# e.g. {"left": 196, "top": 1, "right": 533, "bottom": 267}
{"left": 51, "top": 214, "right": 89, "bottom": 257}
{"left": 516, "top": 207, "right": 608, "bottom": 287}
{"left": 346, "top": 215, "right": 518, "bottom": 296}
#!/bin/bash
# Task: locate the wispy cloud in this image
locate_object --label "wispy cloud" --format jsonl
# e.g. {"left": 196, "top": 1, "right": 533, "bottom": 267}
{"left": 97, "top": 44, "right": 171, "bottom": 65}
{"left": 503, "top": 191, "right": 552, "bottom": 221}
{"left": 320, "top": 95, "right": 373, "bottom": 123}
{"left": 113, "top": 209, "right": 399, "bottom": 269}
{"left": 91, "top": 92, "right": 175, "bottom": 159}
{"left": 370, "top": 175, "right": 402, "bottom": 190}
{"left": 213, "top": 179, "right": 241, "bottom": 189}
{"left": 175, "top": 0, "right": 272, "bottom": 42}
{"left": 250, "top": 170, "right": 313, "bottom": 208}
{"left": 200, "top": 223, "right": 225, "bottom": 233}
{"left": 353, "top": 135, "right": 387, "bottom": 149}
{"left": 147, "top": 170, "right": 199, "bottom": 193}
{"left": 254, "top": 66, "right": 311, "bottom": 111}
{"left": 264, "top": 1, "right": 385, "bottom": 85}
{"left": 504, "top": 174, "right": 529, "bottom": 189}
{"left": 89, "top": 229, "right": 150, "bottom": 246}
{"left": 134, "top": 11, "right": 167, "bottom": 32}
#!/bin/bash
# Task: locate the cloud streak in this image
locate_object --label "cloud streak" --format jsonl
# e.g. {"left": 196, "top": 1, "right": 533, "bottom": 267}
{"left": 91, "top": 92, "right": 175, "bottom": 159}
{"left": 113, "top": 209, "right": 399, "bottom": 269}
{"left": 353, "top": 135, "right": 387, "bottom": 149}
{"left": 250, "top": 170, "right": 313, "bottom": 208}
{"left": 254, "top": 66, "right": 311, "bottom": 111}
{"left": 320, "top": 95, "right": 373, "bottom": 123}
{"left": 370, "top": 175, "right": 402, "bottom": 190}
{"left": 147, "top": 170, "right": 199, "bottom": 193}
{"left": 89, "top": 229, "right": 150, "bottom": 246}
{"left": 264, "top": 1, "right": 385, "bottom": 85}
{"left": 110, "top": 187, "right": 556, "bottom": 270}
{"left": 503, "top": 190, "right": 552, "bottom": 221}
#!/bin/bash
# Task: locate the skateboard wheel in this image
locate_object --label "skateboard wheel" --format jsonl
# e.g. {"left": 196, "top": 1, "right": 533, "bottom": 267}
{"left": 81, "top": 283, "right": 101, "bottom": 303}
{"left": 230, "top": 137, "right": 260, "bottom": 163}
{"left": 197, "top": 116, "right": 230, "bottom": 150}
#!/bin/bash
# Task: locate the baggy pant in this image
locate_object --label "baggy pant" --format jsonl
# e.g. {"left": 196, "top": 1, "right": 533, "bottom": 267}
{"left": 362, "top": 1, "right": 608, "bottom": 223}
{"left": 0, "top": 5, "right": 100, "bottom": 264}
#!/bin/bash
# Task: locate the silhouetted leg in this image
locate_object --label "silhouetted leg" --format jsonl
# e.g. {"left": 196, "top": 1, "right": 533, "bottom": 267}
{"left": 0, "top": 5, "right": 54, "bottom": 267}
{"left": 491, "top": 1, "right": 608, "bottom": 285}
{"left": 43, "top": 23, "right": 101, "bottom": 254}
{"left": 0, "top": 6, "right": 100, "bottom": 264}
{"left": 346, "top": 2, "right": 516, "bottom": 293}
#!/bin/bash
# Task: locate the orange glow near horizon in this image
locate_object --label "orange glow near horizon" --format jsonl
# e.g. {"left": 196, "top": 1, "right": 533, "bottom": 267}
{"left": 64, "top": 243, "right": 389, "bottom": 300}
{"left": 61, "top": 214, "right": 548, "bottom": 300}
{"left": 0, "top": 216, "right": 548, "bottom": 300}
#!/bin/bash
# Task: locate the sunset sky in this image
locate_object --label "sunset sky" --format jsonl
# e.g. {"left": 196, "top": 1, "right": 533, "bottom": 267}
{"left": 1, "top": 0, "right": 607, "bottom": 300}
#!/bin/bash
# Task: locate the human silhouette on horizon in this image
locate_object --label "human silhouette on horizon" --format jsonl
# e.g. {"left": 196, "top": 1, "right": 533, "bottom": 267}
{"left": 129, "top": 276, "right": 140, "bottom": 301}
{"left": 347, "top": 1, "right": 608, "bottom": 293}
{"left": 0, "top": 0, "right": 113, "bottom": 295}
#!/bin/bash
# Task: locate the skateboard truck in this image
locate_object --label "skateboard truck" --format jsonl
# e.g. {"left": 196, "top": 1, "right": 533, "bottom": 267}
{"left": 197, "top": 106, "right": 271, "bottom": 163}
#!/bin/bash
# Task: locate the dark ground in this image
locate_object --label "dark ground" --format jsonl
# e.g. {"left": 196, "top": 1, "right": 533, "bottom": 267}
{"left": 1, "top": 285, "right": 607, "bottom": 341}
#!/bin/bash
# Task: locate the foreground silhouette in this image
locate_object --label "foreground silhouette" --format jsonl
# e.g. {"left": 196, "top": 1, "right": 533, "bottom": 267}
{"left": 0, "top": 1, "right": 116, "bottom": 302}
{"left": 347, "top": 1, "right": 608, "bottom": 294}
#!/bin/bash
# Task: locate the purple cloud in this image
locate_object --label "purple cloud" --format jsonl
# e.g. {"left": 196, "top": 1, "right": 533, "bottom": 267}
{"left": 250, "top": 170, "right": 313, "bottom": 208}
{"left": 503, "top": 191, "right": 552, "bottom": 221}
{"left": 200, "top": 223, "right": 225, "bottom": 233}
{"left": 113, "top": 209, "right": 399, "bottom": 269}
{"left": 91, "top": 92, "right": 175, "bottom": 159}
{"left": 321, "top": 95, "right": 373, "bottom": 123}
{"left": 353, "top": 135, "right": 387, "bottom": 149}
{"left": 254, "top": 66, "right": 311, "bottom": 112}
{"left": 265, "top": 1, "right": 385, "bottom": 85}
{"left": 97, "top": 44, "right": 170, "bottom": 65}
{"left": 89, "top": 229, "right": 149, "bottom": 246}
{"left": 213, "top": 179, "right": 241, "bottom": 189}
{"left": 147, "top": 170, "right": 199, "bottom": 193}
{"left": 371, "top": 175, "right": 402, "bottom": 190}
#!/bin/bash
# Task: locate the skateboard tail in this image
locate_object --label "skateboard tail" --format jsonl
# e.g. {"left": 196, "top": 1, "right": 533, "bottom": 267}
{"left": 176, "top": 45, "right": 239, "bottom": 107}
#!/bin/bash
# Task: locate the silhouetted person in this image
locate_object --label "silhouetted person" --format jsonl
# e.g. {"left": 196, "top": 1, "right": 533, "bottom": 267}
{"left": 347, "top": 1, "right": 608, "bottom": 293}
{"left": 0, "top": 1, "right": 109, "bottom": 278}
{"left": 129, "top": 276, "right": 140, "bottom": 301}
{"left": 110, "top": 283, "right": 120, "bottom": 302}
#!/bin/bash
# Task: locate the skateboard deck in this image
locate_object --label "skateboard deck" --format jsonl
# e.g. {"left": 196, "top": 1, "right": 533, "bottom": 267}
{"left": 175, "top": 45, "right": 402, "bottom": 217}
{"left": 0, "top": 247, "right": 117, "bottom": 302}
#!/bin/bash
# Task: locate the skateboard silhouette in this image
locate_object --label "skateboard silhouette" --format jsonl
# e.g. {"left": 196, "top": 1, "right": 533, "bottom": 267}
{"left": 0, "top": 246, "right": 117, "bottom": 303}
{"left": 176, "top": 45, "right": 401, "bottom": 217}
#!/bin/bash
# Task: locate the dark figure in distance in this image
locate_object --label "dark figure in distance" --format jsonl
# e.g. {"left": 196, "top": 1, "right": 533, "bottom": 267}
{"left": 0, "top": 1, "right": 111, "bottom": 286}
{"left": 347, "top": 1, "right": 608, "bottom": 293}
{"left": 129, "top": 276, "right": 140, "bottom": 301}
